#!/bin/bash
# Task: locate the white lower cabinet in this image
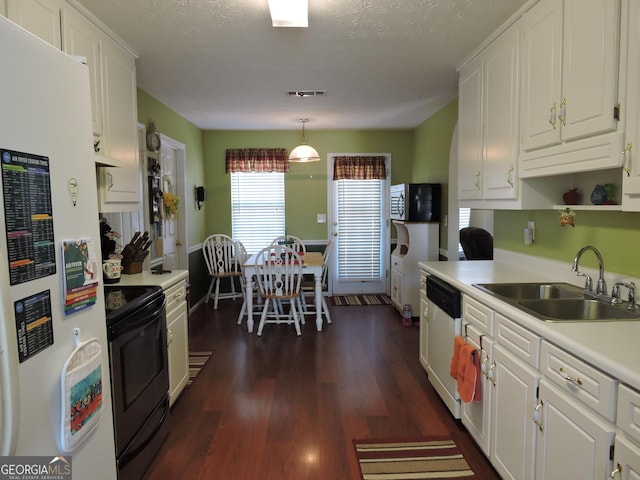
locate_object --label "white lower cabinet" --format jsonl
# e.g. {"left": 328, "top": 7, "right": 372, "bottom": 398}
{"left": 535, "top": 378, "right": 615, "bottom": 480}
{"left": 613, "top": 384, "right": 640, "bottom": 479}
{"left": 418, "top": 270, "right": 428, "bottom": 371}
{"left": 164, "top": 279, "right": 189, "bottom": 406}
{"left": 462, "top": 323, "right": 494, "bottom": 456}
{"left": 491, "top": 343, "right": 540, "bottom": 480}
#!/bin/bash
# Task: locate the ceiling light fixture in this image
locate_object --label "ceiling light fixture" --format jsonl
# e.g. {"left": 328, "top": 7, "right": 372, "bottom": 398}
{"left": 289, "top": 119, "right": 320, "bottom": 163}
{"left": 268, "top": 0, "right": 308, "bottom": 27}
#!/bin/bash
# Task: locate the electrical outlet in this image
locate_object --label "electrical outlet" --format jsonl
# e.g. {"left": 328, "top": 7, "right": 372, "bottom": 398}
{"left": 443, "top": 214, "right": 448, "bottom": 227}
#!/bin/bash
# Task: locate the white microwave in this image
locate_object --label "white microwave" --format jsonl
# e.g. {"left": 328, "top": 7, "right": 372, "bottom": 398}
{"left": 390, "top": 183, "right": 441, "bottom": 222}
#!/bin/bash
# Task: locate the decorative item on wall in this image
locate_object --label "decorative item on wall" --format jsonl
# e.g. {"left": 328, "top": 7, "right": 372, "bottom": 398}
{"left": 149, "top": 176, "right": 162, "bottom": 224}
{"left": 146, "top": 121, "right": 161, "bottom": 153}
{"left": 562, "top": 187, "right": 579, "bottom": 205}
{"left": 162, "top": 175, "right": 180, "bottom": 220}
{"left": 558, "top": 207, "right": 576, "bottom": 227}
{"left": 195, "top": 186, "right": 206, "bottom": 210}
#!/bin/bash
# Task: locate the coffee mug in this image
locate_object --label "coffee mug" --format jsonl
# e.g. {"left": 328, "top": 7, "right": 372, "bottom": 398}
{"left": 103, "top": 259, "right": 122, "bottom": 282}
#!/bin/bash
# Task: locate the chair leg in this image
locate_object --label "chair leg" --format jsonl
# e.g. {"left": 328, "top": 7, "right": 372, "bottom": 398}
{"left": 213, "top": 277, "right": 221, "bottom": 309}
{"left": 257, "top": 299, "right": 270, "bottom": 336}
{"left": 291, "top": 302, "right": 301, "bottom": 336}
{"left": 206, "top": 278, "right": 215, "bottom": 304}
{"left": 237, "top": 298, "right": 247, "bottom": 325}
{"left": 321, "top": 297, "right": 332, "bottom": 323}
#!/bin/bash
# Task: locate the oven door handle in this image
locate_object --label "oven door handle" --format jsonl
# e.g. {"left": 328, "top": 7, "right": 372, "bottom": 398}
{"left": 110, "top": 299, "right": 166, "bottom": 337}
{"left": 118, "top": 395, "right": 170, "bottom": 469}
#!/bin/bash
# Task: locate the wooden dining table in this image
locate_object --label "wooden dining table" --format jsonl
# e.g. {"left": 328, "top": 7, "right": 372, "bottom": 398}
{"left": 242, "top": 251, "right": 325, "bottom": 333}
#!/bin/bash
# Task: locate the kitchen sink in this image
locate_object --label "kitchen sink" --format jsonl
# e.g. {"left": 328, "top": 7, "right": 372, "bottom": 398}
{"left": 473, "top": 282, "right": 640, "bottom": 322}
{"left": 518, "top": 298, "right": 640, "bottom": 322}
{"left": 474, "top": 282, "right": 584, "bottom": 301}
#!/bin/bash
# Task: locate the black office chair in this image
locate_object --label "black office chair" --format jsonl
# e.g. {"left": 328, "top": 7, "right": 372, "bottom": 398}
{"left": 460, "top": 227, "right": 494, "bottom": 260}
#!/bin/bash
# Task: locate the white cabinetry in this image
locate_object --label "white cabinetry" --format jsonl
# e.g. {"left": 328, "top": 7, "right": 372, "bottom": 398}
{"left": 390, "top": 221, "right": 438, "bottom": 316}
{"left": 519, "top": 0, "right": 622, "bottom": 176}
{"left": 536, "top": 340, "right": 616, "bottom": 479}
{"left": 418, "top": 270, "right": 428, "bottom": 370}
{"left": 621, "top": 0, "right": 640, "bottom": 209}
{"left": 613, "top": 384, "right": 640, "bottom": 478}
{"left": 6, "top": 0, "right": 63, "bottom": 48}
{"left": 164, "top": 278, "right": 189, "bottom": 406}
{"left": 97, "top": 35, "right": 140, "bottom": 211}
{"left": 458, "top": 23, "right": 519, "bottom": 202}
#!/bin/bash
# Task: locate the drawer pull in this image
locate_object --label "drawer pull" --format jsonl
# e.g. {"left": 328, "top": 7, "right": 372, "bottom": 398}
{"left": 559, "top": 367, "right": 582, "bottom": 385}
{"left": 610, "top": 463, "right": 622, "bottom": 478}
{"left": 173, "top": 291, "right": 183, "bottom": 300}
{"left": 167, "top": 328, "right": 173, "bottom": 346}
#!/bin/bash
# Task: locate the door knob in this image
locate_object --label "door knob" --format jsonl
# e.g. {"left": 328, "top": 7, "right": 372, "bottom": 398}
{"left": 176, "top": 240, "right": 183, "bottom": 246}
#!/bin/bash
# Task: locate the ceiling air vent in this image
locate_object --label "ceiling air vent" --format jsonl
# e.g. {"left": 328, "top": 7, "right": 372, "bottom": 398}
{"left": 287, "top": 90, "right": 327, "bottom": 97}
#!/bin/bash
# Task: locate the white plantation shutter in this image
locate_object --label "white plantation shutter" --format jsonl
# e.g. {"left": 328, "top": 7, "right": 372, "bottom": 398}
{"left": 336, "top": 179, "right": 384, "bottom": 280}
{"left": 231, "top": 172, "right": 285, "bottom": 254}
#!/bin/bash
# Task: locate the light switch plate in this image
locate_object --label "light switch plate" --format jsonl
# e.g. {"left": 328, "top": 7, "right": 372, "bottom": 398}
{"left": 317, "top": 213, "right": 326, "bottom": 223}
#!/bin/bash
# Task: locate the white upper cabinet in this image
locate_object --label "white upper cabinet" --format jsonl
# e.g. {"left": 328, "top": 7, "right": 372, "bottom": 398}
{"left": 62, "top": 6, "right": 103, "bottom": 140}
{"left": 458, "top": 23, "right": 519, "bottom": 202}
{"left": 519, "top": 0, "right": 622, "bottom": 179}
{"left": 6, "top": 0, "right": 64, "bottom": 49}
{"left": 520, "top": 0, "right": 619, "bottom": 151}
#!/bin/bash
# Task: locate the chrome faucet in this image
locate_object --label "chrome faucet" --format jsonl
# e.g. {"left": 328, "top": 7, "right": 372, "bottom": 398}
{"left": 611, "top": 282, "right": 638, "bottom": 310}
{"left": 571, "top": 246, "right": 607, "bottom": 296}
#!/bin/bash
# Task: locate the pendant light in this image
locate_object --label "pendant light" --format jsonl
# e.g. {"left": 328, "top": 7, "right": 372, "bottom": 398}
{"left": 289, "top": 118, "right": 320, "bottom": 163}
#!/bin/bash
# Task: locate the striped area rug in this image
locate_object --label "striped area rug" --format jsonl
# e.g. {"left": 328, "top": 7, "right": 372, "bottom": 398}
{"left": 185, "top": 351, "right": 213, "bottom": 388}
{"left": 353, "top": 437, "right": 477, "bottom": 479}
{"left": 329, "top": 295, "right": 392, "bottom": 306}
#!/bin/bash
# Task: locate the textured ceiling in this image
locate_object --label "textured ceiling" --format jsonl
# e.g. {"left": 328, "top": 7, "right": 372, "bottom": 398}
{"left": 75, "top": 0, "right": 529, "bottom": 130}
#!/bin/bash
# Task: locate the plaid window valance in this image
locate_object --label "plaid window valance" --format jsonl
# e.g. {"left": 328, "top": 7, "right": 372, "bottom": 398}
{"left": 225, "top": 148, "right": 289, "bottom": 173}
{"left": 333, "top": 155, "right": 387, "bottom": 180}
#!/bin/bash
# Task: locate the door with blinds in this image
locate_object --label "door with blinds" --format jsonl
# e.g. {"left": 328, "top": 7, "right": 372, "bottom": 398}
{"left": 328, "top": 154, "right": 390, "bottom": 295}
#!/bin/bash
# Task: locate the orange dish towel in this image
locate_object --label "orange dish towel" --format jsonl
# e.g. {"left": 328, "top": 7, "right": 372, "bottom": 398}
{"left": 458, "top": 348, "right": 482, "bottom": 403}
{"left": 450, "top": 336, "right": 465, "bottom": 379}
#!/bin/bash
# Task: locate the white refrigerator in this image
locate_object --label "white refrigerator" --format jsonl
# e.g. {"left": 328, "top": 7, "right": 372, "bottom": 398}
{"left": 0, "top": 16, "right": 117, "bottom": 479}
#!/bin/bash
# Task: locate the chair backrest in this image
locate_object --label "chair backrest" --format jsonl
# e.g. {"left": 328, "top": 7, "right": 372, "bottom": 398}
{"left": 255, "top": 245, "right": 302, "bottom": 298}
{"left": 321, "top": 240, "right": 333, "bottom": 286}
{"left": 202, "top": 234, "right": 242, "bottom": 275}
{"left": 459, "top": 227, "right": 494, "bottom": 260}
{"left": 270, "top": 235, "right": 306, "bottom": 254}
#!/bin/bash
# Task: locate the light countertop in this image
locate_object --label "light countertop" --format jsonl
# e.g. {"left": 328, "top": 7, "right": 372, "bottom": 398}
{"left": 110, "top": 269, "right": 189, "bottom": 291}
{"left": 419, "top": 253, "right": 640, "bottom": 392}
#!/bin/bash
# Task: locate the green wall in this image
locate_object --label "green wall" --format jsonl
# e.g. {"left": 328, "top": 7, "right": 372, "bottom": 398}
{"left": 494, "top": 210, "right": 640, "bottom": 278}
{"left": 137, "top": 89, "right": 206, "bottom": 249}
{"left": 202, "top": 129, "right": 414, "bottom": 239}
{"left": 412, "top": 98, "right": 458, "bottom": 249}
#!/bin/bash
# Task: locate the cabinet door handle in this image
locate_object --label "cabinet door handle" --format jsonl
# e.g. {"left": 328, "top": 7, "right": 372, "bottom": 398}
{"left": 107, "top": 171, "right": 114, "bottom": 191}
{"left": 559, "top": 98, "right": 567, "bottom": 126}
{"left": 487, "top": 361, "right": 496, "bottom": 385}
{"left": 507, "top": 166, "right": 514, "bottom": 188}
{"left": 559, "top": 367, "right": 582, "bottom": 385}
{"left": 474, "top": 171, "right": 481, "bottom": 190}
{"left": 621, "top": 142, "right": 632, "bottom": 177}
{"left": 548, "top": 103, "right": 557, "bottom": 129}
{"left": 167, "top": 328, "right": 173, "bottom": 346}
{"left": 610, "top": 462, "right": 622, "bottom": 478}
{"left": 533, "top": 400, "right": 544, "bottom": 431}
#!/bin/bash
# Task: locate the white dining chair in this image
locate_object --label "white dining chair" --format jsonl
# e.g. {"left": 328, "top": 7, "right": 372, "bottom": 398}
{"left": 254, "top": 245, "right": 303, "bottom": 336}
{"left": 270, "top": 235, "right": 306, "bottom": 254}
{"left": 202, "top": 234, "right": 243, "bottom": 309}
{"left": 235, "top": 240, "right": 262, "bottom": 326}
{"left": 299, "top": 240, "right": 332, "bottom": 324}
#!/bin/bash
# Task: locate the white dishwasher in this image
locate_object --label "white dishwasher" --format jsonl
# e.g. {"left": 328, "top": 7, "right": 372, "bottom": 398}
{"left": 426, "top": 275, "right": 462, "bottom": 418}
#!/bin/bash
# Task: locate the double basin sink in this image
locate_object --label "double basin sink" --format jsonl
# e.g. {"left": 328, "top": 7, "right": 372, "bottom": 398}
{"left": 473, "top": 282, "right": 640, "bottom": 322}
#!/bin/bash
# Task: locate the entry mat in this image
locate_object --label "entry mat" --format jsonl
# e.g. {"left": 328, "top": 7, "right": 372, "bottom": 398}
{"left": 353, "top": 437, "right": 478, "bottom": 479}
{"left": 329, "top": 295, "right": 392, "bottom": 306}
{"left": 185, "top": 351, "right": 213, "bottom": 388}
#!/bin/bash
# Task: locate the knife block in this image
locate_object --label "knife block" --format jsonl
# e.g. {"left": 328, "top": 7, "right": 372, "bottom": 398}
{"left": 122, "top": 261, "right": 143, "bottom": 275}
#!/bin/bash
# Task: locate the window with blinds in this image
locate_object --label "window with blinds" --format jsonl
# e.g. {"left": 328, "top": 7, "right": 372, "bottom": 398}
{"left": 458, "top": 207, "right": 471, "bottom": 257}
{"left": 231, "top": 172, "right": 285, "bottom": 254}
{"left": 336, "top": 179, "right": 384, "bottom": 280}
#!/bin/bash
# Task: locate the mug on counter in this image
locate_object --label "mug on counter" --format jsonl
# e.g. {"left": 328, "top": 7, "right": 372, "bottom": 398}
{"left": 103, "top": 258, "right": 122, "bottom": 283}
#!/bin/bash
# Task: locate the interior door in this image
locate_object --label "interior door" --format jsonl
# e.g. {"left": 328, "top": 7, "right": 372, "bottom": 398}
{"left": 328, "top": 154, "right": 390, "bottom": 295}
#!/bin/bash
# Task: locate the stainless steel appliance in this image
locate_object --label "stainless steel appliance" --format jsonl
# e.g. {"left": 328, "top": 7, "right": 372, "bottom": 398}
{"left": 390, "top": 183, "right": 441, "bottom": 222}
{"left": 105, "top": 285, "right": 170, "bottom": 480}
{"left": 426, "top": 276, "right": 462, "bottom": 418}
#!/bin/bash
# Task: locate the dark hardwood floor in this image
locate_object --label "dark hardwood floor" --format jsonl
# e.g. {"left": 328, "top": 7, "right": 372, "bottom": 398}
{"left": 143, "top": 299, "right": 500, "bottom": 479}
